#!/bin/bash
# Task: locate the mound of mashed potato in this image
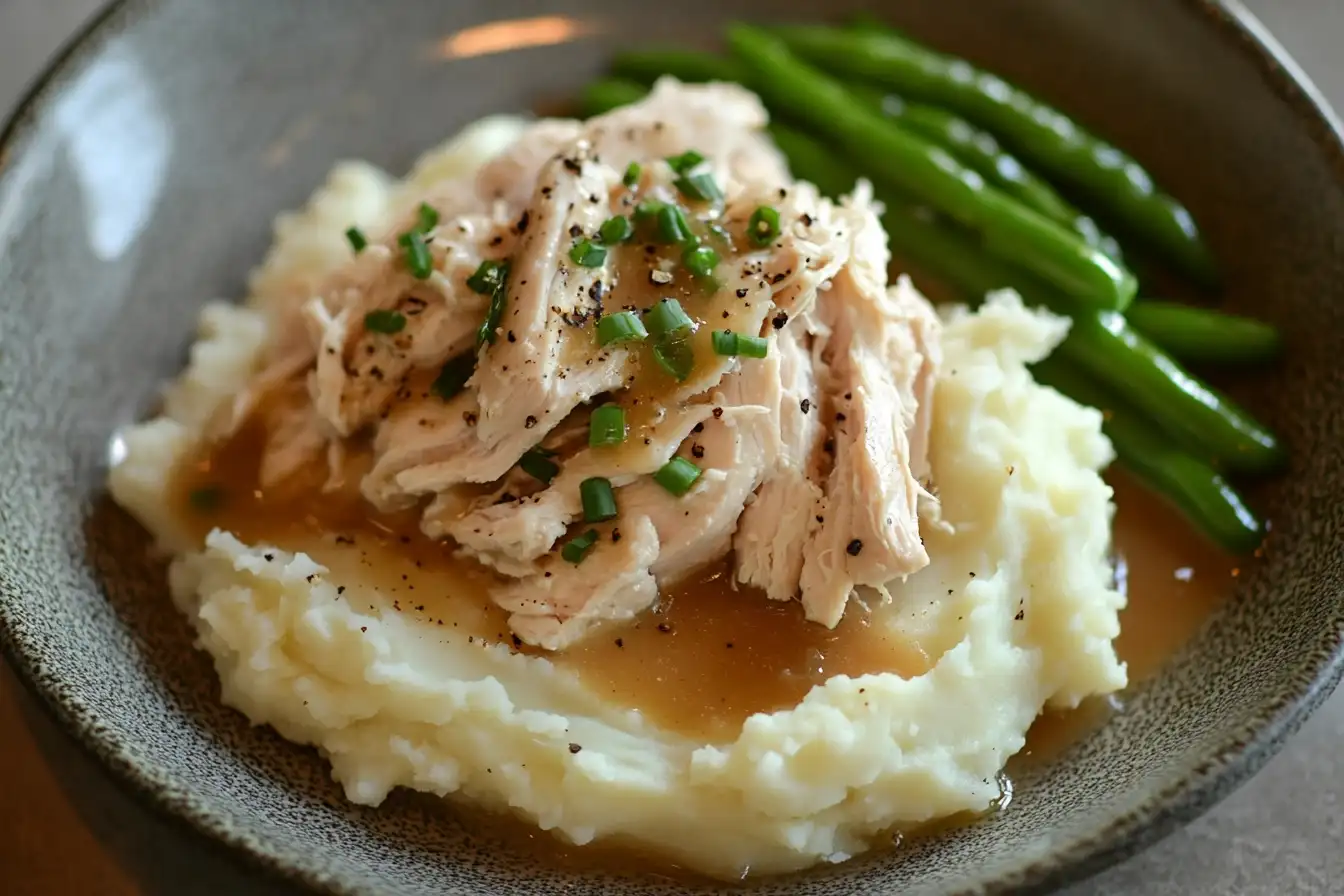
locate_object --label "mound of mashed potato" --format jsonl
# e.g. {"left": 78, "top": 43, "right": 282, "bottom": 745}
{"left": 109, "top": 111, "right": 1125, "bottom": 877}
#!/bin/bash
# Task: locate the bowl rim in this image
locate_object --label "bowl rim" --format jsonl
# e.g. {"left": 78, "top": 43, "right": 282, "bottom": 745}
{"left": 0, "top": 0, "right": 1341, "bottom": 894}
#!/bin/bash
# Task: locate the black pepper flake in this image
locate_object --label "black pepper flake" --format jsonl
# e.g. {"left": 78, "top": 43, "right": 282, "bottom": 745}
{"left": 512, "top": 634, "right": 523, "bottom": 647}
{"left": 507, "top": 330, "right": 517, "bottom": 343}
{"left": 615, "top": 637, "right": 624, "bottom": 647}
{"left": 611, "top": 529, "right": 622, "bottom": 543}
{"left": 657, "top": 623, "right": 673, "bottom": 633}
{"left": 847, "top": 539, "right": 863, "bottom": 556}
{"left": 712, "top": 407, "right": 724, "bottom": 419}
{"left": 816, "top": 515, "right": 824, "bottom": 524}
{"left": 562, "top": 157, "right": 582, "bottom": 174}
{"left": 568, "top": 224, "right": 583, "bottom": 238}
{"left": 692, "top": 422, "right": 704, "bottom": 434}
{"left": 588, "top": 280, "right": 605, "bottom": 302}
{"left": 305, "top": 574, "right": 315, "bottom": 583}
{"left": 1015, "top": 609, "right": 1027, "bottom": 621}
{"left": 360, "top": 626, "right": 367, "bottom": 633}
{"left": 463, "top": 411, "right": 478, "bottom": 426}
{"left": 264, "top": 553, "right": 275, "bottom": 562}
{"left": 835, "top": 412, "right": 847, "bottom": 422}
{"left": 823, "top": 439, "right": 835, "bottom": 454}
{"left": 569, "top": 743, "right": 583, "bottom": 754}
{"left": 515, "top": 209, "right": 530, "bottom": 233}
{"left": 801, "top": 212, "right": 814, "bottom": 226}
{"left": 771, "top": 311, "right": 789, "bottom": 329}
{"left": 800, "top": 398, "right": 811, "bottom": 414}
{"left": 541, "top": 185, "right": 553, "bottom": 196}
{"left": 544, "top": 571, "right": 553, "bottom": 578}
{"left": 525, "top": 415, "right": 538, "bottom": 429}
{"left": 722, "top": 310, "right": 730, "bottom": 318}
{"left": 844, "top": 391, "right": 852, "bottom": 401}
{"left": 969, "top": 571, "right": 977, "bottom": 577}
{"left": 337, "top": 586, "right": 346, "bottom": 595}
{"left": 735, "top": 287, "right": 749, "bottom": 298}
{"left": 490, "top": 234, "right": 504, "bottom": 247}
{"left": 691, "top": 443, "right": 705, "bottom": 459}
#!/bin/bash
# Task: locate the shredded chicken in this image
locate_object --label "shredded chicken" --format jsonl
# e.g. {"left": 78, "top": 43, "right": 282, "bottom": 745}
{"left": 231, "top": 80, "right": 944, "bottom": 649}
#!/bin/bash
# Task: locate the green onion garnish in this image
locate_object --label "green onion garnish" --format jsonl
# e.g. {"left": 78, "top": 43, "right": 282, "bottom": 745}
{"left": 561, "top": 529, "right": 600, "bottom": 564}
{"left": 711, "top": 330, "right": 769, "bottom": 359}
{"left": 416, "top": 202, "right": 440, "bottom": 234}
{"left": 398, "top": 231, "right": 433, "bottom": 279}
{"left": 431, "top": 353, "right": 475, "bottom": 400}
{"left": 589, "top": 404, "right": 628, "bottom": 447}
{"left": 580, "top": 477, "right": 618, "bottom": 522}
{"left": 599, "top": 215, "right": 634, "bottom": 244}
{"left": 364, "top": 310, "right": 406, "bottom": 334}
{"left": 645, "top": 298, "right": 694, "bottom": 338}
{"left": 682, "top": 245, "right": 720, "bottom": 279}
{"left": 596, "top": 310, "right": 648, "bottom": 347}
{"left": 569, "top": 239, "right": 608, "bottom": 268}
{"left": 622, "top": 162, "right": 642, "bottom": 188}
{"left": 345, "top": 227, "right": 367, "bottom": 253}
{"left": 654, "top": 456, "right": 702, "bottom": 497}
{"left": 666, "top": 150, "right": 705, "bottom": 174}
{"left": 470, "top": 259, "right": 511, "bottom": 346}
{"left": 653, "top": 339, "right": 694, "bottom": 381}
{"left": 467, "top": 259, "right": 508, "bottom": 295}
{"left": 675, "top": 171, "right": 723, "bottom": 203}
{"left": 188, "top": 486, "right": 223, "bottom": 512}
{"left": 656, "top": 205, "right": 695, "bottom": 245}
{"left": 748, "top": 206, "right": 781, "bottom": 247}
{"left": 520, "top": 448, "right": 560, "bottom": 485}
{"left": 634, "top": 199, "right": 667, "bottom": 221}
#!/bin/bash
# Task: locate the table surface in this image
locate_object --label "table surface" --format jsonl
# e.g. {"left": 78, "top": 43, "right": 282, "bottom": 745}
{"left": 3, "top": 1, "right": 1344, "bottom": 894}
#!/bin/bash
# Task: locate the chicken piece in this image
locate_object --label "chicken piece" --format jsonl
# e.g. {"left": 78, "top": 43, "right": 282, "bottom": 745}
{"left": 798, "top": 229, "right": 940, "bottom": 626}
{"left": 491, "top": 355, "right": 780, "bottom": 649}
{"left": 493, "top": 515, "right": 662, "bottom": 651}
{"left": 585, "top": 78, "right": 789, "bottom": 195}
{"left": 733, "top": 326, "right": 826, "bottom": 601}
{"left": 438, "top": 404, "right": 717, "bottom": 569}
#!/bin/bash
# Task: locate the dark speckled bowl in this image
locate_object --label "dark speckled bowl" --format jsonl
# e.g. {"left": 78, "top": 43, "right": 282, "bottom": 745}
{"left": 2, "top": 1, "right": 1342, "bottom": 893}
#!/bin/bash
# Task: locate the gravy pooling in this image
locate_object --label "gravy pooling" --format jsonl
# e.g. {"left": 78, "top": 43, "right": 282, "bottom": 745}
{"left": 175, "top": 398, "right": 1239, "bottom": 748}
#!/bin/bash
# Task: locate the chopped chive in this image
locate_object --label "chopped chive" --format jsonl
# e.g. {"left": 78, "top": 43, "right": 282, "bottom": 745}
{"left": 569, "top": 239, "right": 608, "bottom": 268}
{"left": 561, "top": 529, "right": 601, "bottom": 564}
{"left": 682, "top": 244, "right": 720, "bottom": 279}
{"left": 589, "top": 404, "right": 628, "bottom": 447}
{"left": 345, "top": 227, "right": 368, "bottom": 253}
{"left": 748, "top": 206, "right": 781, "bottom": 247}
{"left": 188, "top": 486, "right": 223, "bottom": 512}
{"left": 364, "top": 309, "right": 406, "bottom": 334}
{"left": 416, "top": 202, "right": 440, "bottom": 234}
{"left": 580, "top": 477, "right": 618, "bottom": 522}
{"left": 622, "top": 162, "right": 642, "bottom": 188}
{"left": 665, "top": 149, "right": 705, "bottom": 174}
{"left": 470, "top": 260, "right": 511, "bottom": 346}
{"left": 599, "top": 215, "right": 634, "bottom": 244}
{"left": 467, "top": 259, "right": 508, "bottom": 295}
{"left": 656, "top": 205, "right": 695, "bottom": 245}
{"left": 596, "top": 310, "right": 648, "bottom": 346}
{"left": 654, "top": 456, "right": 702, "bottom": 497}
{"left": 653, "top": 339, "right": 694, "bottom": 381}
{"left": 398, "top": 231, "right": 433, "bottom": 279}
{"left": 634, "top": 199, "right": 667, "bottom": 221}
{"left": 520, "top": 448, "right": 560, "bottom": 485}
{"left": 675, "top": 171, "right": 723, "bottom": 203}
{"left": 736, "top": 334, "right": 769, "bottom": 358}
{"left": 645, "top": 298, "right": 694, "bottom": 338}
{"left": 431, "top": 353, "right": 475, "bottom": 400}
{"left": 711, "top": 330, "right": 769, "bottom": 358}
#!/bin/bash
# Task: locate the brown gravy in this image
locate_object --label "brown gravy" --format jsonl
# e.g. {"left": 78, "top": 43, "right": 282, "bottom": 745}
{"left": 172, "top": 384, "right": 1244, "bottom": 878}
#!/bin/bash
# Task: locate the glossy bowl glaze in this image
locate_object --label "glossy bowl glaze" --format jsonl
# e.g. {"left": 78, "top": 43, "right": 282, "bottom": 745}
{"left": 2, "top": 1, "right": 1342, "bottom": 893}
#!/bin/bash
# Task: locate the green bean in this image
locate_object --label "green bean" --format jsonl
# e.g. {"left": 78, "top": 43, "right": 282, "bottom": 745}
{"left": 578, "top": 78, "right": 647, "bottom": 118}
{"left": 1125, "top": 301, "right": 1283, "bottom": 366}
{"left": 851, "top": 86, "right": 1123, "bottom": 264}
{"left": 611, "top": 48, "right": 743, "bottom": 86}
{"left": 772, "top": 25, "right": 1218, "bottom": 287}
{"left": 1031, "top": 356, "right": 1265, "bottom": 554}
{"left": 726, "top": 25, "right": 1136, "bottom": 312}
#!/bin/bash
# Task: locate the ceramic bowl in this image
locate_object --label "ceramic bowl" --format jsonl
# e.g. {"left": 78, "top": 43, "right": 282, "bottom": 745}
{"left": 2, "top": 1, "right": 1343, "bottom": 893}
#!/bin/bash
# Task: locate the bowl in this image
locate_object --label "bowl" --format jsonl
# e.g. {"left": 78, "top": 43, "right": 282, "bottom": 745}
{"left": 2, "top": 0, "right": 1343, "bottom": 893}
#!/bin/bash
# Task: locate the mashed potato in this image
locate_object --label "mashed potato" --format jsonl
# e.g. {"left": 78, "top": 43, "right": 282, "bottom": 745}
{"left": 108, "top": 119, "right": 1125, "bottom": 877}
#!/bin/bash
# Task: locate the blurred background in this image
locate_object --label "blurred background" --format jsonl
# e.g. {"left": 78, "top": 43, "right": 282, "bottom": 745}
{"left": 0, "top": 1, "right": 1341, "bottom": 894}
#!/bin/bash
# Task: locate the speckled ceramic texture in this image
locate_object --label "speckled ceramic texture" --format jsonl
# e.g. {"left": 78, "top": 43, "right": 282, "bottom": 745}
{"left": 1, "top": 0, "right": 1341, "bottom": 893}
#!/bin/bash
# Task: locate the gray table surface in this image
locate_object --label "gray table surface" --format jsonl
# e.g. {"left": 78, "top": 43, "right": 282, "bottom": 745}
{"left": 2, "top": 1, "right": 1342, "bottom": 894}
